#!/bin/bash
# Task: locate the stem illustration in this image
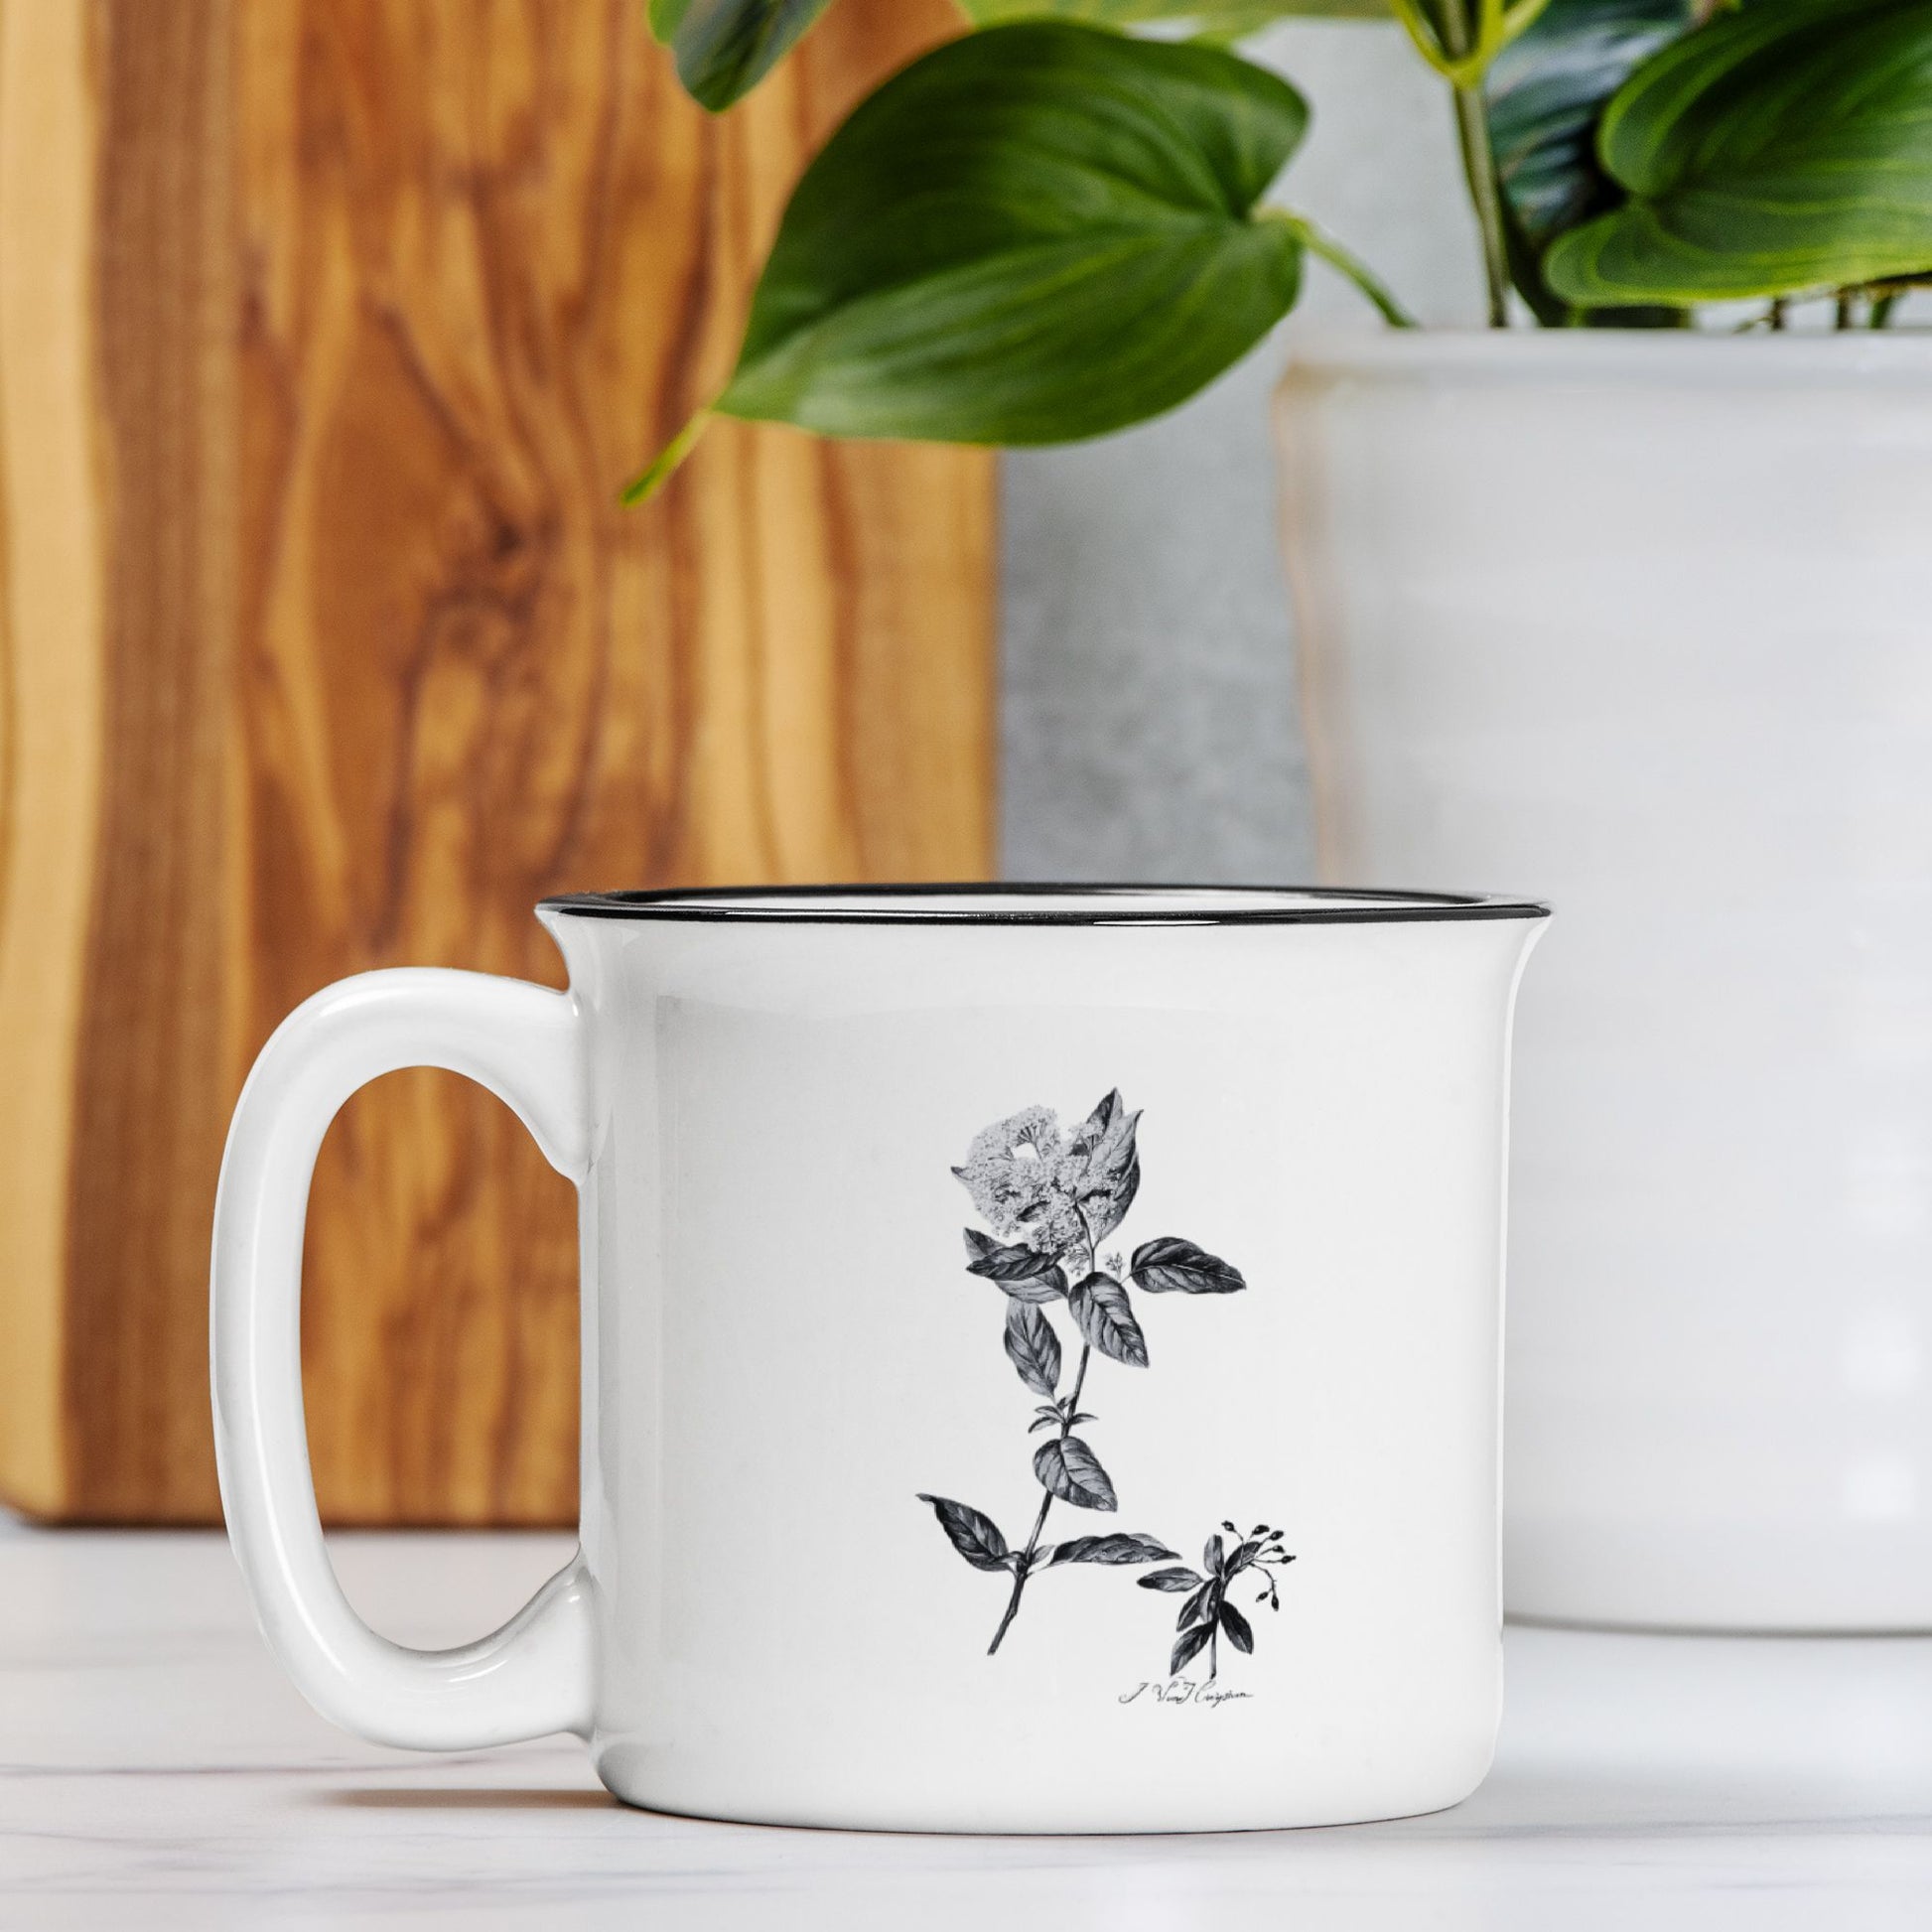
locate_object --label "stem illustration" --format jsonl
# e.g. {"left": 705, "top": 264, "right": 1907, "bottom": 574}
{"left": 988, "top": 1344, "right": 1091, "bottom": 1654}
{"left": 917, "top": 1091, "right": 1252, "bottom": 1660}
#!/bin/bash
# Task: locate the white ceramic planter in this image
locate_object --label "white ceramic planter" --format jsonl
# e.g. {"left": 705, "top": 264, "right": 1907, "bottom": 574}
{"left": 1277, "top": 332, "right": 1932, "bottom": 1631}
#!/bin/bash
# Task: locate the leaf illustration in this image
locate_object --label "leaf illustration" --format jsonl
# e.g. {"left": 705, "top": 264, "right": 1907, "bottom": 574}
{"left": 1131, "top": 1237, "right": 1247, "bottom": 1296}
{"left": 1172, "top": 1620, "right": 1214, "bottom": 1676}
{"left": 1138, "top": 1566, "right": 1206, "bottom": 1592}
{"left": 1003, "top": 1266, "right": 1070, "bottom": 1307}
{"left": 1225, "top": 1539, "right": 1260, "bottom": 1577}
{"left": 916, "top": 1494, "right": 1012, "bottom": 1572}
{"left": 1003, "top": 1303, "right": 1063, "bottom": 1398}
{"left": 964, "top": 1229, "right": 1066, "bottom": 1298}
{"left": 1030, "top": 1410, "right": 1063, "bottom": 1435}
{"left": 1067, "top": 1272, "right": 1150, "bottom": 1369}
{"left": 1046, "top": 1533, "right": 1180, "bottom": 1567}
{"left": 1065, "top": 1090, "right": 1143, "bottom": 1241}
{"left": 1034, "top": 1435, "right": 1117, "bottom": 1511}
{"left": 1219, "top": 1598, "right": 1255, "bottom": 1654}
{"left": 1085, "top": 1158, "right": 1140, "bottom": 1247}
{"left": 1203, "top": 1533, "right": 1226, "bottom": 1577}
{"left": 1067, "top": 1089, "right": 1134, "bottom": 1169}
{"left": 1178, "top": 1579, "right": 1215, "bottom": 1630}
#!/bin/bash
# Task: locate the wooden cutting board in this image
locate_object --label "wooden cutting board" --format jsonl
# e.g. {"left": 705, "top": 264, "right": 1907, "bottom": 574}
{"left": 0, "top": 0, "right": 992, "bottom": 1524}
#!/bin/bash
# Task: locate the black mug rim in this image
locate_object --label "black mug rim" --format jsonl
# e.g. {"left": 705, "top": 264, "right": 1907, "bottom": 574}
{"left": 537, "top": 883, "right": 1552, "bottom": 926}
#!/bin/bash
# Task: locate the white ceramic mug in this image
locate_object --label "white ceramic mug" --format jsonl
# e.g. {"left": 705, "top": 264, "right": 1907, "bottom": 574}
{"left": 212, "top": 885, "right": 1547, "bottom": 1833}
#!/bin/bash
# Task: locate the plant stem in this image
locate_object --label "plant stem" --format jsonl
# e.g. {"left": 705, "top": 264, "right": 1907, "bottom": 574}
{"left": 1209, "top": 1623, "right": 1220, "bottom": 1683}
{"left": 1452, "top": 82, "right": 1511, "bottom": 328}
{"left": 1261, "top": 210, "right": 1417, "bottom": 329}
{"left": 1836, "top": 291, "right": 1858, "bottom": 331}
{"left": 621, "top": 404, "right": 714, "bottom": 506}
{"left": 987, "top": 1343, "right": 1092, "bottom": 1655}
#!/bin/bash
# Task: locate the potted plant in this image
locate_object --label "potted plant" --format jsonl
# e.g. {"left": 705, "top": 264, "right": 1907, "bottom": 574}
{"left": 629, "top": 0, "right": 1932, "bottom": 1636}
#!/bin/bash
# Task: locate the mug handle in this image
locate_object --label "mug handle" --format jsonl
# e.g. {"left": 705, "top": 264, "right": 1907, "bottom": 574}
{"left": 210, "top": 968, "right": 594, "bottom": 1749}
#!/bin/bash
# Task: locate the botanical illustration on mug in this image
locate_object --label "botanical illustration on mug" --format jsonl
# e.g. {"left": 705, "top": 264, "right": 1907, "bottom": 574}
{"left": 1138, "top": 1523, "right": 1298, "bottom": 1681}
{"left": 917, "top": 1090, "right": 1295, "bottom": 1680}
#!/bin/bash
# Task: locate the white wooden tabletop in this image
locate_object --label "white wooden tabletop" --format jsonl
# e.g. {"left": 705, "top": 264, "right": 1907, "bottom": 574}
{"left": 4, "top": 1517, "right": 1930, "bottom": 1929}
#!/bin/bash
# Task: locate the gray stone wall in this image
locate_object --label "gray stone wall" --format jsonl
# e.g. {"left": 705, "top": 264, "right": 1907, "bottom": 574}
{"left": 999, "top": 21, "right": 1485, "bottom": 882}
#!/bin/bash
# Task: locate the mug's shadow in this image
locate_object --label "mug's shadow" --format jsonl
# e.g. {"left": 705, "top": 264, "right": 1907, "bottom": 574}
{"left": 327, "top": 1787, "right": 620, "bottom": 1811}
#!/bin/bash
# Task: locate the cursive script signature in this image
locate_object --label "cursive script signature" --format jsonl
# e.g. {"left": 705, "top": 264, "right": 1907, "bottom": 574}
{"left": 1118, "top": 1678, "right": 1254, "bottom": 1708}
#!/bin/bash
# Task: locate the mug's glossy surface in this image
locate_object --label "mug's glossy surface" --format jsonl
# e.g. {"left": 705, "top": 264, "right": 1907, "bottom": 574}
{"left": 213, "top": 886, "right": 1547, "bottom": 1833}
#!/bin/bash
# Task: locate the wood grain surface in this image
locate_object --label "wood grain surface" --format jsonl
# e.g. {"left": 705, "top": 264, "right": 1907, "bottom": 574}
{"left": 0, "top": 0, "right": 993, "bottom": 1524}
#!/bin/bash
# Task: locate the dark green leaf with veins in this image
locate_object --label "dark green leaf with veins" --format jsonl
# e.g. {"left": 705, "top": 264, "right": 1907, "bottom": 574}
{"left": 1484, "top": 0, "right": 1700, "bottom": 322}
{"left": 958, "top": 0, "right": 1390, "bottom": 39}
{"left": 1546, "top": 0, "right": 1932, "bottom": 305}
{"left": 656, "top": 0, "right": 838, "bottom": 112}
{"left": 628, "top": 21, "right": 1313, "bottom": 497}
{"left": 723, "top": 21, "right": 1310, "bottom": 444}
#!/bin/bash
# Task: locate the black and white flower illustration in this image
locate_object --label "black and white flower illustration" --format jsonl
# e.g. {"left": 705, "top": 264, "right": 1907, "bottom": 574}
{"left": 917, "top": 1089, "right": 1270, "bottom": 1659}
{"left": 1139, "top": 1521, "right": 1297, "bottom": 1681}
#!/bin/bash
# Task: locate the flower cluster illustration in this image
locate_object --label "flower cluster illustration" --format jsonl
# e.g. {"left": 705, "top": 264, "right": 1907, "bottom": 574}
{"left": 917, "top": 1089, "right": 1294, "bottom": 1678}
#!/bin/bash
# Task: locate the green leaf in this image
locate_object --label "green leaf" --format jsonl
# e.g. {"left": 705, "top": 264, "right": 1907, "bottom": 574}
{"left": 648, "top": 0, "right": 695, "bottom": 41}
{"left": 716, "top": 22, "right": 1311, "bottom": 447}
{"left": 1546, "top": 0, "right": 1932, "bottom": 306}
{"left": 1483, "top": 0, "right": 1699, "bottom": 320}
{"left": 956, "top": 0, "right": 1389, "bottom": 40}
{"left": 662, "top": 0, "right": 838, "bottom": 113}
